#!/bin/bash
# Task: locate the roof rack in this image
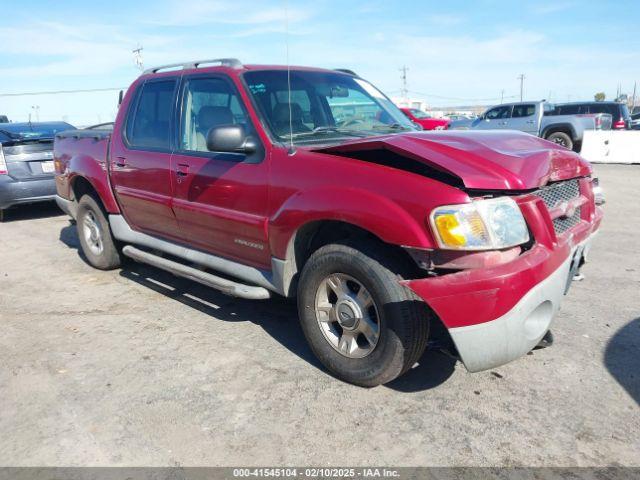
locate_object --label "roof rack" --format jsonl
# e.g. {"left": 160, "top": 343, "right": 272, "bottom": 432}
{"left": 143, "top": 58, "right": 243, "bottom": 75}
{"left": 334, "top": 68, "right": 357, "bottom": 76}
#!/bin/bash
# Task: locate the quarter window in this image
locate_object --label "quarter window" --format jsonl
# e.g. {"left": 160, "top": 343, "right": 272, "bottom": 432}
{"left": 126, "top": 80, "right": 176, "bottom": 149}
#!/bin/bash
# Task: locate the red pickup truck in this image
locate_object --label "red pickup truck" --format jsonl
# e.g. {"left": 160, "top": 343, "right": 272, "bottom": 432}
{"left": 54, "top": 59, "right": 602, "bottom": 386}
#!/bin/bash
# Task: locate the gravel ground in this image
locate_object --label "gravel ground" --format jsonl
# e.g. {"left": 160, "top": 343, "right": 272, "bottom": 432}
{"left": 0, "top": 164, "right": 638, "bottom": 467}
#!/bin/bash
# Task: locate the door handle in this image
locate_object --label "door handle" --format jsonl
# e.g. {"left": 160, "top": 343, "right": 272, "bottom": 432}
{"left": 499, "top": 121, "right": 508, "bottom": 125}
{"left": 114, "top": 156, "right": 126, "bottom": 167}
{"left": 526, "top": 120, "right": 535, "bottom": 124}
{"left": 176, "top": 163, "right": 189, "bottom": 177}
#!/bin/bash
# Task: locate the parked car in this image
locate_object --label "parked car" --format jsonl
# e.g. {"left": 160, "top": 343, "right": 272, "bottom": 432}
{"left": 550, "top": 101, "right": 631, "bottom": 130}
{"left": 462, "top": 101, "right": 611, "bottom": 151}
{"left": 399, "top": 108, "right": 449, "bottom": 130}
{"left": 54, "top": 59, "right": 602, "bottom": 386}
{"left": 0, "top": 121, "right": 74, "bottom": 221}
{"left": 446, "top": 114, "right": 473, "bottom": 121}
{"left": 631, "top": 112, "right": 640, "bottom": 130}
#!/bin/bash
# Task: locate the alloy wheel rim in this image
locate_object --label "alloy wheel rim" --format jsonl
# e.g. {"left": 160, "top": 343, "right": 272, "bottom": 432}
{"left": 314, "top": 273, "right": 381, "bottom": 358}
{"left": 82, "top": 211, "right": 104, "bottom": 256}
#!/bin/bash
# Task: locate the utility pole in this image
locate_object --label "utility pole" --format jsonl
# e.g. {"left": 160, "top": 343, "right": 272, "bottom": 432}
{"left": 500, "top": 89, "right": 505, "bottom": 104}
{"left": 517, "top": 74, "right": 526, "bottom": 102}
{"left": 133, "top": 45, "right": 144, "bottom": 72}
{"left": 399, "top": 66, "right": 409, "bottom": 103}
{"left": 632, "top": 81, "right": 637, "bottom": 111}
{"left": 31, "top": 105, "right": 40, "bottom": 122}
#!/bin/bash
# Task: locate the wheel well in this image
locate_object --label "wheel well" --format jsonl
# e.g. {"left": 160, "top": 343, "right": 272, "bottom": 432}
{"left": 71, "top": 176, "right": 98, "bottom": 203}
{"left": 281, "top": 220, "right": 419, "bottom": 297}
{"left": 544, "top": 127, "right": 573, "bottom": 140}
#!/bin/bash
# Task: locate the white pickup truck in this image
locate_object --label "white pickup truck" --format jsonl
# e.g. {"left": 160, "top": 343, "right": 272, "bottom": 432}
{"left": 457, "top": 101, "right": 612, "bottom": 151}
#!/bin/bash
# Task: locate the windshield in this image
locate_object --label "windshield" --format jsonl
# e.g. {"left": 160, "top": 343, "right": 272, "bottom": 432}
{"left": 0, "top": 122, "right": 74, "bottom": 141}
{"left": 409, "top": 109, "right": 431, "bottom": 119}
{"left": 243, "top": 70, "right": 416, "bottom": 145}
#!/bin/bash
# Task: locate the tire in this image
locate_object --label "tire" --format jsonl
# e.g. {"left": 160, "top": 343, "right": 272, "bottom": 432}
{"left": 0, "top": 209, "right": 5, "bottom": 223}
{"left": 546, "top": 131, "right": 573, "bottom": 150}
{"left": 297, "top": 241, "right": 430, "bottom": 387}
{"left": 76, "top": 194, "right": 121, "bottom": 270}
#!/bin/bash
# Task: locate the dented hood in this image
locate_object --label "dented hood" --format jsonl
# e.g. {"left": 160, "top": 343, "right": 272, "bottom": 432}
{"left": 313, "top": 130, "right": 592, "bottom": 190}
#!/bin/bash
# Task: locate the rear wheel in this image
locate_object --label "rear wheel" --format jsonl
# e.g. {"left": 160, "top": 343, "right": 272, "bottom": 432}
{"left": 76, "top": 194, "right": 121, "bottom": 270}
{"left": 546, "top": 131, "right": 573, "bottom": 150}
{"left": 297, "top": 242, "right": 430, "bottom": 387}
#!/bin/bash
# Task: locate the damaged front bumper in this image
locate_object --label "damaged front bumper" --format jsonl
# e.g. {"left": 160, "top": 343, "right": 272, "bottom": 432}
{"left": 403, "top": 207, "right": 602, "bottom": 372}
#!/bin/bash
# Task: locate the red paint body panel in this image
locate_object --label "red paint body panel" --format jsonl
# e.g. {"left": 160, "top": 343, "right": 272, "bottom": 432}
{"left": 170, "top": 150, "right": 271, "bottom": 268}
{"left": 54, "top": 135, "right": 120, "bottom": 213}
{"left": 315, "top": 131, "right": 592, "bottom": 190}
{"left": 267, "top": 147, "right": 470, "bottom": 258}
{"left": 400, "top": 108, "right": 450, "bottom": 130}
{"left": 54, "top": 62, "right": 602, "bottom": 332}
{"left": 405, "top": 198, "right": 603, "bottom": 328}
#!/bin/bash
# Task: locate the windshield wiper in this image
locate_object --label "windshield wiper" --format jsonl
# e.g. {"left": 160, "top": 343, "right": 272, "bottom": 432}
{"left": 286, "top": 126, "right": 369, "bottom": 139}
{"left": 371, "top": 123, "right": 410, "bottom": 132}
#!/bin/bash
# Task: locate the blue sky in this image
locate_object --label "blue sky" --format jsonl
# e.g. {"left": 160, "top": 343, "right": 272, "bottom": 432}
{"left": 1, "top": 0, "right": 638, "bottom": 125}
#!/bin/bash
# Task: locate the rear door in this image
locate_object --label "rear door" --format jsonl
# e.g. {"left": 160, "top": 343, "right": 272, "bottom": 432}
{"left": 508, "top": 103, "right": 539, "bottom": 134}
{"left": 170, "top": 74, "right": 271, "bottom": 267}
{"left": 478, "top": 105, "right": 512, "bottom": 130}
{"left": 109, "top": 77, "right": 182, "bottom": 240}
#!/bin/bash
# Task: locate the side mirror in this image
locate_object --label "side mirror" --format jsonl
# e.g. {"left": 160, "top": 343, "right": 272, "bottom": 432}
{"left": 206, "top": 125, "right": 257, "bottom": 155}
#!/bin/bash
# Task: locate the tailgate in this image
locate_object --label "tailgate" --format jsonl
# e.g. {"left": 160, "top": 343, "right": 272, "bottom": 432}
{"left": 3, "top": 142, "right": 55, "bottom": 180}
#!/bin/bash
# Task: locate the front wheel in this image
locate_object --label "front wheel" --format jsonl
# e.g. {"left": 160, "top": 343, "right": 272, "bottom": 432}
{"left": 76, "top": 194, "right": 121, "bottom": 270}
{"left": 546, "top": 131, "right": 573, "bottom": 150}
{"left": 297, "top": 242, "right": 430, "bottom": 387}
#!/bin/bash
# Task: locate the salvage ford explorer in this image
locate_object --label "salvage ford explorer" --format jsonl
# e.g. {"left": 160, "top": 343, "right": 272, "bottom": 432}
{"left": 53, "top": 59, "right": 602, "bottom": 386}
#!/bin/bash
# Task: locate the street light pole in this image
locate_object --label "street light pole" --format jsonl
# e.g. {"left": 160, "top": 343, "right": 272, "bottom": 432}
{"left": 517, "top": 74, "right": 526, "bottom": 102}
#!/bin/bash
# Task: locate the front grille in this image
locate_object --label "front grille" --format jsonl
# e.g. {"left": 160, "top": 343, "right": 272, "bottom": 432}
{"left": 534, "top": 179, "right": 582, "bottom": 235}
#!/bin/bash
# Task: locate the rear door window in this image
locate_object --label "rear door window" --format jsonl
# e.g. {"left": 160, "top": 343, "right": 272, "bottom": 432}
{"left": 126, "top": 80, "right": 177, "bottom": 149}
{"left": 512, "top": 104, "right": 536, "bottom": 118}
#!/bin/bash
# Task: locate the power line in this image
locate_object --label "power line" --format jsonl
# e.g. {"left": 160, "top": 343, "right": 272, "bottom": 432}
{"left": 0, "top": 87, "right": 125, "bottom": 98}
{"left": 405, "top": 89, "right": 519, "bottom": 103}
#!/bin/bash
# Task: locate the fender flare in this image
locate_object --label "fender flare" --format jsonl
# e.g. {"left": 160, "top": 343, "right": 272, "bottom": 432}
{"left": 541, "top": 123, "right": 578, "bottom": 141}
{"left": 268, "top": 186, "right": 433, "bottom": 259}
{"left": 68, "top": 154, "right": 120, "bottom": 213}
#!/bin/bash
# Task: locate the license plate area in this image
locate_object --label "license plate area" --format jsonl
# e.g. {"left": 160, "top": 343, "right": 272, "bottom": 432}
{"left": 40, "top": 161, "right": 55, "bottom": 173}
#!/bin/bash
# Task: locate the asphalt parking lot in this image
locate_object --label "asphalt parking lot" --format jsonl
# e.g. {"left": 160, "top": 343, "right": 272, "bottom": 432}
{"left": 0, "top": 164, "right": 638, "bottom": 467}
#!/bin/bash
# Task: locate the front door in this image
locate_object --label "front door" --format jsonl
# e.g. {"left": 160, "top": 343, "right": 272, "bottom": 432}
{"left": 480, "top": 105, "right": 513, "bottom": 130}
{"left": 170, "top": 74, "right": 271, "bottom": 268}
{"left": 109, "top": 78, "right": 182, "bottom": 240}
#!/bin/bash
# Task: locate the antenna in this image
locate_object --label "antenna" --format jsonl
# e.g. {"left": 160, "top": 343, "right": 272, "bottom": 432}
{"left": 285, "top": 0, "right": 295, "bottom": 154}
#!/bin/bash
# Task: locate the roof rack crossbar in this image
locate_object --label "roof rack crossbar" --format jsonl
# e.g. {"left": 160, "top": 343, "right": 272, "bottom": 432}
{"left": 143, "top": 58, "right": 243, "bottom": 75}
{"left": 334, "top": 68, "right": 357, "bottom": 76}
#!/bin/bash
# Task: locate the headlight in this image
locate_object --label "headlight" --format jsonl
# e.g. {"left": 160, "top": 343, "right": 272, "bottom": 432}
{"left": 430, "top": 197, "right": 529, "bottom": 250}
